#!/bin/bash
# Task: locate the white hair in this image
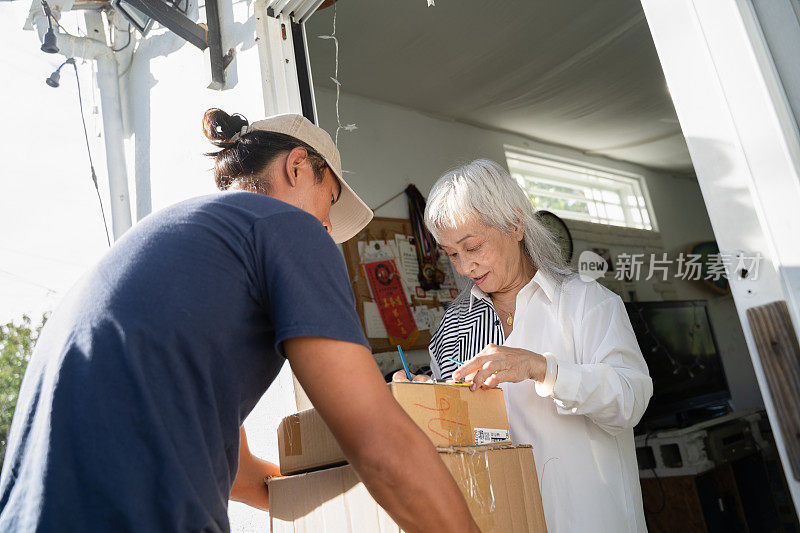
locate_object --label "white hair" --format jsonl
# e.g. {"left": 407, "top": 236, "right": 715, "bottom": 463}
{"left": 425, "top": 159, "right": 572, "bottom": 283}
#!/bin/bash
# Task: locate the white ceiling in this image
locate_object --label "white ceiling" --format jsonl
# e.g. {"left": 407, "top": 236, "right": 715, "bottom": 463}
{"left": 306, "top": 0, "right": 693, "bottom": 173}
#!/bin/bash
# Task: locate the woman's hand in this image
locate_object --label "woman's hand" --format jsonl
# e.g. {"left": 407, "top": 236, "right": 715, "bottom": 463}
{"left": 392, "top": 370, "right": 432, "bottom": 383}
{"left": 453, "top": 344, "right": 547, "bottom": 391}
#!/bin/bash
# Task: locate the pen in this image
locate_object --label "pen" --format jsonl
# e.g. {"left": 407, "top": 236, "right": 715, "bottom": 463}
{"left": 444, "top": 356, "right": 464, "bottom": 366}
{"left": 397, "top": 345, "right": 413, "bottom": 381}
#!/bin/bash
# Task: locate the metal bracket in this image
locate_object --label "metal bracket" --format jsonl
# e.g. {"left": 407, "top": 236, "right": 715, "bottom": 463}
{"left": 121, "top": 0, "right": 230, "bottom": 88}
{"left": 254, "top": 1, "right": 319, "bottom": 120}
{"left": 204, "top": 0, "right": 228, "bottom": 88}
{"left": 291, "top": 19, "right": 315, "bottom": 123}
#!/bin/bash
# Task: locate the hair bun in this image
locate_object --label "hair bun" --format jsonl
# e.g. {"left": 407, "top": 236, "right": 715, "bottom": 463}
{"left": 202, "top": 108, "right": 249, "bottom": 146}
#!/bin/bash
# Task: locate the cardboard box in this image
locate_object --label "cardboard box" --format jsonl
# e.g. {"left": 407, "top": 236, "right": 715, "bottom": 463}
{"left": 278, "top": 382, "right": 511, "bottom": 475}
{"left": 269, "top": 444, "right": 547, "bottom": 532}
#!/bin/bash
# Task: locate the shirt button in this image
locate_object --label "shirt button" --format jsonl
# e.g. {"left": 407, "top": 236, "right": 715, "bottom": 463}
{"left": 494, "top": 320, "right": 501, "bottom": 326}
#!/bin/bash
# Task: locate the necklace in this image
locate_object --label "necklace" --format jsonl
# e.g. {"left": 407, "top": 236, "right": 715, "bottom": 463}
{"left": 493, "top": 301, "right": 514, "bottom": 326}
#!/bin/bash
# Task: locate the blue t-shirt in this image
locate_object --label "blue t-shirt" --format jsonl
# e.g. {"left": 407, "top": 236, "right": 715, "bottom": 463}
{"left": 0, "top": 192, "right": 369, "bottom": 532}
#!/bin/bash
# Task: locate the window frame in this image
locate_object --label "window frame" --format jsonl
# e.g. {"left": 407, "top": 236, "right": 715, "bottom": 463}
{"left": 505, "top": 145, "right": 659, "bottom": 232}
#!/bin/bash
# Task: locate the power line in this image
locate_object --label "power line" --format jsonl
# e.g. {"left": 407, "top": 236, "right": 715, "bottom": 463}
{"left": 0, "top": 246, "right": 88, "bottom": 269}
{"left": 0, "top": 267, "right": 61, "bottom": 294}
{"left": 69, "top": 60, "right": 112, "bottom": 246}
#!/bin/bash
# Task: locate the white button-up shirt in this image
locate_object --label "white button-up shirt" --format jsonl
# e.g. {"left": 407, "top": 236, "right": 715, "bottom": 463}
{"left": 436, "top": 271, "right": 652, "bottom": 532}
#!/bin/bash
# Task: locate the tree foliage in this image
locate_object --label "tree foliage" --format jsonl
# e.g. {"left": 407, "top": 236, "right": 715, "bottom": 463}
{"left": 1, "top": 314, "right": 47, "bottom": 466}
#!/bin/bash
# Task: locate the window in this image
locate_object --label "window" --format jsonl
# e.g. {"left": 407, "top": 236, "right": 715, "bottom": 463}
{"left": 505, "top": 146, "right": 657, "bottom": 231}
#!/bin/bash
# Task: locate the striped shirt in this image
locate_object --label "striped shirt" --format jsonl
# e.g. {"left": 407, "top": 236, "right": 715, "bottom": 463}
{"left": 429, "top": 289, "right": 504, "bottom": 380}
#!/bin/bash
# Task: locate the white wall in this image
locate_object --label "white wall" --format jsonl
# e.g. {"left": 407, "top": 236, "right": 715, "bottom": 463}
{"left": 313, "top": 86, "right": 762, "bottom": 410}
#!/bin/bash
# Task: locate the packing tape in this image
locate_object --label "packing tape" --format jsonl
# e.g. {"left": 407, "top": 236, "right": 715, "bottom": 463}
{"left": 432, "top": 385, "right": 471, "bottom": 444}
{"left": 452, "top": 448, "right": 497, "bottom": 527}
{"left": 282, "top": 414, "right": 303, "bottom": 456}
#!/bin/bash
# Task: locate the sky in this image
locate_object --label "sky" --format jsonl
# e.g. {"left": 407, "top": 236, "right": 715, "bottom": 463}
{"left": 0, "top": 1, "right": 111, "bottom": 324}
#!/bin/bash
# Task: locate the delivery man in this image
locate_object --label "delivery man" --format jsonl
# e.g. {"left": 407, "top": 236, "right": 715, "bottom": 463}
{"left": 0, "top": 109, "right": 479, "bottom": 533}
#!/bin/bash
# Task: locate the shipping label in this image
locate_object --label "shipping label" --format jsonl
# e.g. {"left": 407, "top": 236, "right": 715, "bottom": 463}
{"left": 473, "top": 428, "right": 511, "bottom": 445}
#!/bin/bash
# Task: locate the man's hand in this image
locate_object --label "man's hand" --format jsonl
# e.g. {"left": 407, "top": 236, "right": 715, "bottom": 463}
{"left": 453, "top": 344, "right": 547, "bottom": 391}
{"left": 392, "top": 370, "right": 431, "bottom": 383}
{"left": 286, "top": 337, "right": 479, "bottom": 533}
{"left": 230, "top": 427, "right": 281, "bottom": 511}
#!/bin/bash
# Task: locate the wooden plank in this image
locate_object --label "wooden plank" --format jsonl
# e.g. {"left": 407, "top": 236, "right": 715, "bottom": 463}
{"left": 746, "top": 300, "right": 800, "bottom": 481}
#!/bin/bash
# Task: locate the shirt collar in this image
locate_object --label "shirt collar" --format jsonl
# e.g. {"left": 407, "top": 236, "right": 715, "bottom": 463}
{"left": 469, "top": 284, "right": 491, "bottom": 311}
{"left": 468, "top": 269, "right": 556, "bottom": 311}
{"left": 531, "top": 269, "right": 557, "bottom": 303}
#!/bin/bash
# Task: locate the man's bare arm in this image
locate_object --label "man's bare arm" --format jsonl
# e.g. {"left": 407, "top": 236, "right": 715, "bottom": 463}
{"left": 285, "top": 337, "right": 479, "bottom": 533}
{"left": 230, "top": 427, "right": 281, "bottom": 511}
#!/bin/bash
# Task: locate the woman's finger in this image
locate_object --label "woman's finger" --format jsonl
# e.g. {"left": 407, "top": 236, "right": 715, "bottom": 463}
{"left": 483, "top": 369, "right": 515, "bottom": 389}
{"left": 453, "top": 348, "right": 499, "bottom": 380}
{"left": 469, "top": 359, "right": 506, "bottom": 390}
{"left": 458, "top": 370, "right": 479, "bottom": 384}
{"left": 453, "top": 360, "right": 479, "bottom": 381}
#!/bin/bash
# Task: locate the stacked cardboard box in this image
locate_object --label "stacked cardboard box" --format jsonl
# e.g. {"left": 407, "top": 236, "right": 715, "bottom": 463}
{"left": 277, "top": 382, "right": 512, "bottom": 475}
{"left": 269, "top": 382, "right": 547, "bottom": 532}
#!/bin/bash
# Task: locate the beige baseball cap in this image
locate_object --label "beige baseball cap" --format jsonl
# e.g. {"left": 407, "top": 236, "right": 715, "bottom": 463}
{"left": 236, "top": 114, "right": 373, "bottom": 244}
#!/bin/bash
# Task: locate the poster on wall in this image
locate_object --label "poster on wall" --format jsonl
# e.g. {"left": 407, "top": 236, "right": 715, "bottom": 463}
{"left": 363, "top": 259, "right": 420, "bottom": 349}
{"left": 342, "top": 217, "right": 460, "bottom": 353}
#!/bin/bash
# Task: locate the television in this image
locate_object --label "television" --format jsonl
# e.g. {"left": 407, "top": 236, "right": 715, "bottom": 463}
{"left": 624, "top": 300, "right": 731, "bottom": 430}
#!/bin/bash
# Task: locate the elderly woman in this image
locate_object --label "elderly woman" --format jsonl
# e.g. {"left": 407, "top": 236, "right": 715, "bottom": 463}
{"left": 397, "top": 159, "right": 653, "bottom": 532}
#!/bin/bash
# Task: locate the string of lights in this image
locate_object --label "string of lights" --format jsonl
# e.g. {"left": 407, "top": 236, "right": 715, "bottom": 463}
{"left": 318, "top": 3, "right": 356, "bottom": 147}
